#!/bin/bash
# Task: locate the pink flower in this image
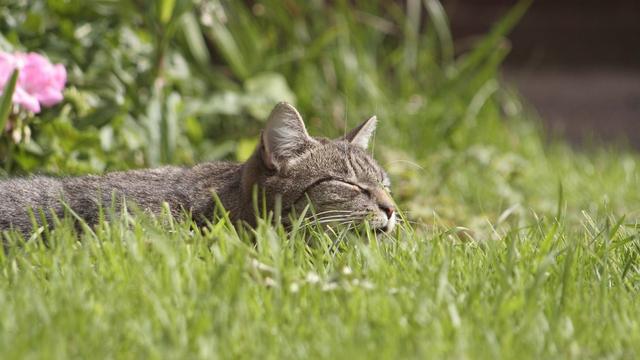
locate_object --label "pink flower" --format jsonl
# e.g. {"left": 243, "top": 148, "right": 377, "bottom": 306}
{"left": 0, "top": 51, "right": 66, "bottom": 114}
{"left": 0, "top": 52, "right": 18, "bottom": 85}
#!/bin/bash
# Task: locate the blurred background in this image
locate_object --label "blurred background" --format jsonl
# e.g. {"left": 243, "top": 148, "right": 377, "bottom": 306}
{"left": 447, "top": 0, "right": 640, "bottom": 148}
{"left": 2, "top": 0, "right": 638, "bottom": 172}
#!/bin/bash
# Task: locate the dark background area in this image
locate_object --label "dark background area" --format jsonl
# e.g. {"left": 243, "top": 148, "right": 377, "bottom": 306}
{"left": 446, "top": 0, "right": 640, "bottom": 148}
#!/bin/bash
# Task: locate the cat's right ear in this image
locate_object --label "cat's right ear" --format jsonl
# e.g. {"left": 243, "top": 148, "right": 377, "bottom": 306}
{"left": 344, "top": 115, "right": 377, "bottom": 149}
{"left": 261, "top": 102, "right": 314, "bottom": 171}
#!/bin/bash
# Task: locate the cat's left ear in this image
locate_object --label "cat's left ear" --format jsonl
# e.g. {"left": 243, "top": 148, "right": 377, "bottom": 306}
{"left": 261, "top": 102, "right": 315, "bottom": 170}
{"left": 344, "top": 116, "right": 377, "bottom": 149}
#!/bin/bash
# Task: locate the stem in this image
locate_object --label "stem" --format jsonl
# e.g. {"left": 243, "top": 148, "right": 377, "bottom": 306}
{"left": 4, "top": 140, "right": 14, "bottom": 173}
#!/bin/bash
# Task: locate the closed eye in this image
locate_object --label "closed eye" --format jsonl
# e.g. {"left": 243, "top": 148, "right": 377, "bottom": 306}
{"left": 359, "top": 186, "right": 371, "bottom": 197}
{"left": 294, "top": 178, "right": 372, "bottom": 206}
{"left": 334, "top": 180, "right": 363, "bottom": 192}
{"left": 326, "top": 179, "right": 372, "bottom": 197}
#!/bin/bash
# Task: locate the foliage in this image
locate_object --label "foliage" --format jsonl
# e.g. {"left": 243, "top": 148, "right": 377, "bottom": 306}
{"left": 0, "top": 69, "right": 19, "bottom": 131}
{"left": 0, "top": 0, "right": 529, "bottom": 172}
{"left": 1, "top": 208, "right": 640, "bottom": 359}
{"left": 1, "top": 0, "right": 640, "bottom": 358}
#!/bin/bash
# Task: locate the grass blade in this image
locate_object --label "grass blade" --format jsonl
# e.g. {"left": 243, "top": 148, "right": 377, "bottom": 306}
{"left": 423, "top": 0, "right": 454, "bottom": 66}
{"left": 0, "top": 68, "right": 19, "bottom": 134}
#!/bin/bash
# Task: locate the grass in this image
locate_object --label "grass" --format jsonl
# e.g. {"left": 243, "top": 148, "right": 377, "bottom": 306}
{"left": 2, "top": 0, "right": 640, "bottom": 358}
{"left": 1, "top": 192, "right": 639, "bottom": 359}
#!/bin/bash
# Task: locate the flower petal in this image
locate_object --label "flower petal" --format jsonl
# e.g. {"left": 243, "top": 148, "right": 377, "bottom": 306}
{"left": 13, "top": 86, "right": 41, "bottom": 113}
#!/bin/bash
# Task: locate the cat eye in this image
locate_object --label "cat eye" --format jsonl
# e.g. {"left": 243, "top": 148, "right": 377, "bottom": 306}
{"left": 296, "top": 178, "right": 372, "bottom": 203}
{"left": 337, "top": 180, "right": 371, "bottom": 196}
{"left": 359, "top": 186, "right": 371, "bottom": 197}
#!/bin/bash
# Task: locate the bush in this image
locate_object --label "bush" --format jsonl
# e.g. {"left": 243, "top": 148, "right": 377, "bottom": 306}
{"left": 0, "top": 0, "right": 529, "bottom": 175}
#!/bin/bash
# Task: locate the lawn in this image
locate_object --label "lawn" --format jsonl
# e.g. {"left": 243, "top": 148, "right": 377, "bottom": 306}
{"left": 1, "top": 1, "right": 639, "bottom": 359}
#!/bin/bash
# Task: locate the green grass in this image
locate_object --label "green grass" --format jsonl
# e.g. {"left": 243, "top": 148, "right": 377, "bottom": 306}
{"left": 1, "top": 190, "right": 639, "bottom": 359}
{"left": 2, "top": 0, "right": 640, "bottom": 358}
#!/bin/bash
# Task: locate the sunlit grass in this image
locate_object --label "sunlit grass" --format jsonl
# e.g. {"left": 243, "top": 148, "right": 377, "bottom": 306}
{"left": 1, "top": 203, "right": 639, "bottom": 358}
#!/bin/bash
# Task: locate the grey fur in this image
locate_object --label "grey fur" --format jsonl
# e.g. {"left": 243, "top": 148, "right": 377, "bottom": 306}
{"left": 0, "top": 102, "right": 396, "bottom": 236}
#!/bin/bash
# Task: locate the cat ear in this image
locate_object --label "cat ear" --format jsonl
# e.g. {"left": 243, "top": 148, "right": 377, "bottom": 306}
{"left": 261, "top": 102, "right": 314, "bottom": 170}
{"left": 344, "top": 116, "right": 377, "bottom": 149}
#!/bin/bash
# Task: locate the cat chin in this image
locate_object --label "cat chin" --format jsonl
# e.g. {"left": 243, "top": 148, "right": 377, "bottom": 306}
{"left": 368, "top": 212, "right": 396, "bottom": 233}
{"left": 375, "top": 215, "right": 396, "bottom": 233}
{"left": 384, "top": 213, "right": 397, "bottom": 232}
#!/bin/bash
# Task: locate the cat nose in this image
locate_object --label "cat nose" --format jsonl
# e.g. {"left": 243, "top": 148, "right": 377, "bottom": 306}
{"left": 379, "top": 204, "right": 395, "bottom": 219}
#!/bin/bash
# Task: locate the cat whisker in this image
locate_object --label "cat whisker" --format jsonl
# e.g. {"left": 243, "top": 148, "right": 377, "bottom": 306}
{"left": 320, "top": 220, "right": 354, "bottom": 225}
{"left": 309, "top": 219, "right": 347, "bottom": 226}
{"left": 310, "top": 209, "right": 354, "bottom": 218}
{"left": 302, "top": 217, "right": 356, "bottom": 228}
{"left": 317, "top": 212, "right": 365, "bottom": 220}
{"left": 290, "top": 215, "right": 359, "bottom": 235}
{"left": 336, "top": 220, "right": 359, "bottom": 227}
{"left": 312, "top": 210, "right": 378, "bottom": 225}
{"left": 314, "top": 209, "right": 353, "bottom": 213}
{"left": 314, "top": 217, "right": 364, "bottom": 226}
{"left": 311, "top": 213, "right": 359, "bottom": 222}
{"left": 383, "top": 159, "right": 426, "bottom": 171}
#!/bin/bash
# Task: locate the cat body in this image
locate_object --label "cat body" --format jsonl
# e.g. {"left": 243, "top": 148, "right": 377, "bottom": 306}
{"left": 0, "top": 103, "right": 396, "bottom": 236}
{"left": 0, "top": 162, "right": 243, "bottom": 233}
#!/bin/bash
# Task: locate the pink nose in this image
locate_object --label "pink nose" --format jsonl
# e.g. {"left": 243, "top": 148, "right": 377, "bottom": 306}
{"left": 379, "top": 204, "right": 395, "bottom": 219}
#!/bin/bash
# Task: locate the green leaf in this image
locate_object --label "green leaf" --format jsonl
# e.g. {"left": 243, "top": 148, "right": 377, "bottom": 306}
{"left": 235, "top": 137, "right": 258, "bottom": 162}
{"left": 159, "top": 0, "right": 177, "bottom": 24}
{"left": 201, "top": 1, "right": 250, "bottom": 79}
{"left": 244, "top": 72, "right": 296, "bottom": 119}
{"left": 0, "top": 68, "right": 19, "bottom": 135}
{"left": 180, "top": 12, "right": 210, "bottom": 66}
{"left": 145, "top": 83, "right": 163, "bottom": 166}
{"left": 423, "top": 0, "right": 454, "bottom": 66}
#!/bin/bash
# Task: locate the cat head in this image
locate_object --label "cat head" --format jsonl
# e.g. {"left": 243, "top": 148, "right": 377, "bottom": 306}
{"left": 244, "top": 102, "right": 396, "bottom": 232}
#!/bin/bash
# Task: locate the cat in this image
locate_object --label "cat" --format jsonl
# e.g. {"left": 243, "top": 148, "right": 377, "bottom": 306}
{"left": 0, "top": 102, "right": 396, "bottom": 237}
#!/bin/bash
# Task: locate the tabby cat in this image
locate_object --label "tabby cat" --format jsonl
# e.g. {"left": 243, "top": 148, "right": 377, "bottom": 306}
{"left": 0, "top": 102, "right": 395, "bottom": 236}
